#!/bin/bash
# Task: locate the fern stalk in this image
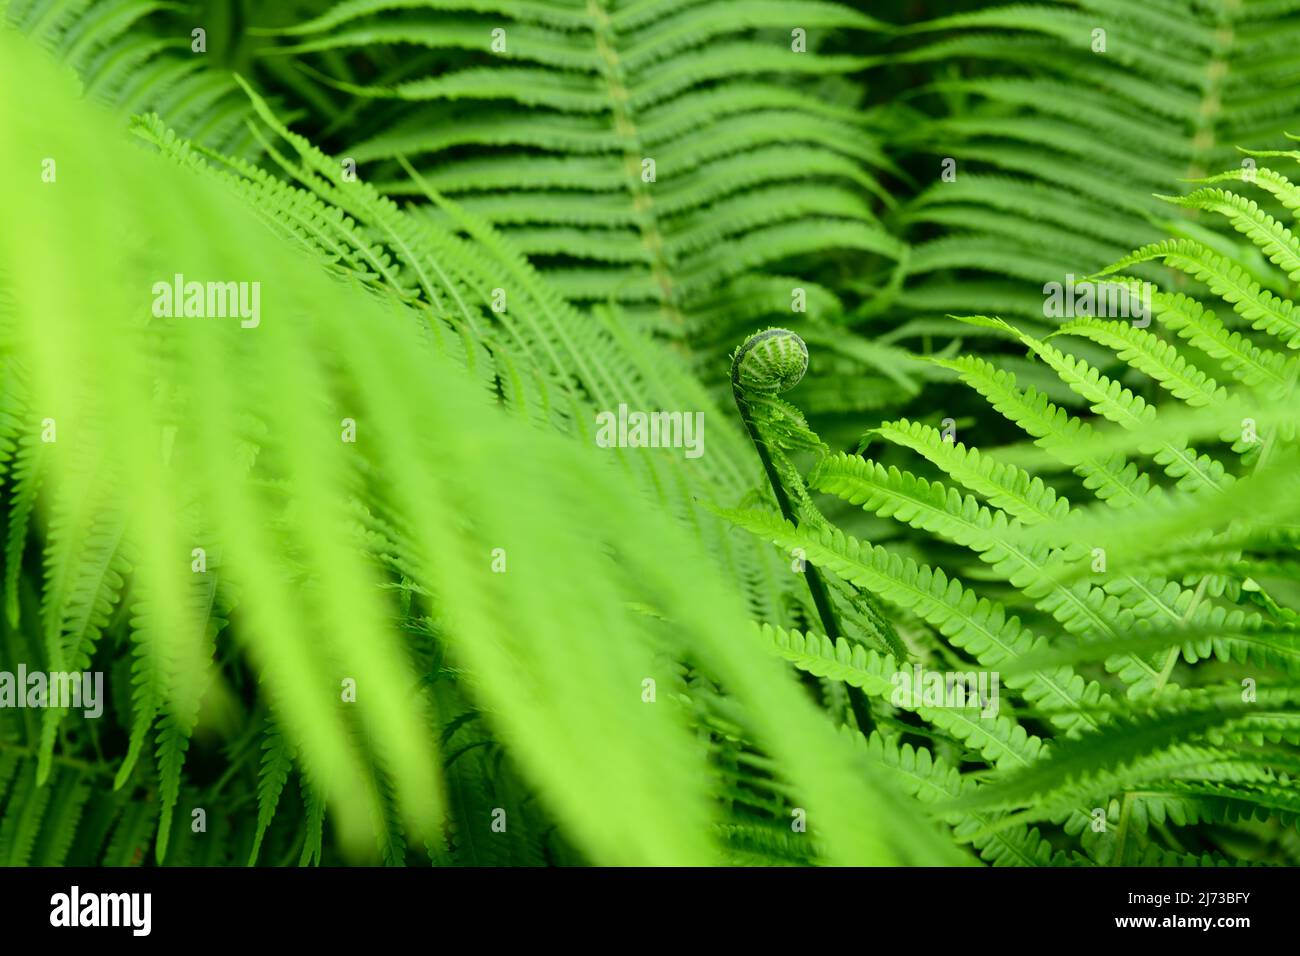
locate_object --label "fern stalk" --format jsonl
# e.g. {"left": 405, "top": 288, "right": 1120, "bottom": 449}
{"left": 730, "top": 330, "right": 874, "bottom": 732}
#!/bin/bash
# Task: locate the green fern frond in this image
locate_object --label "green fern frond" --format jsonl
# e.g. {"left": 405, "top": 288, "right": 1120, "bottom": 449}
{"left": 1096, "top": 238, "right": 1300, "bottom": 348}
{"left": 718, "top": 506, "right": 1109, "bottom": 733}
{"left": 889, "top": 0, "right": 1300, "bottom": 334}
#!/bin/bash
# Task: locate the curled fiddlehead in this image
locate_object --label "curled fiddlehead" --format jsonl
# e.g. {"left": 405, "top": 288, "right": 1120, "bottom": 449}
{"left": 733, "top": 328, "right": 810, "bottom": 394}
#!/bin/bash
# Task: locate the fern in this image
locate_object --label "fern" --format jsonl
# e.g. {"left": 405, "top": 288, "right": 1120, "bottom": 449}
{"left": 713, "top": 149, "right": 1300, "bottom": 865}
{"left": 3, "top": 1, "right": 1298, "bottom": 873}
{"left": 237, "top": 0, "right": 932, "bottom": 417}
{"left": 5, "top": 0, "right": 268, "bottom": 157}
{"left": 882, "top": 0, "right": 1300, "bottom": 405}
{"left": 0, "top": 26, "right": 965, "bottom": 867}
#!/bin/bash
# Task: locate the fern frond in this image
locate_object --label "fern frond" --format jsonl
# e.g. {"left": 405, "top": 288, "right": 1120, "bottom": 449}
{"left": 253, "top": 0, "right": 902, "bottom": 352}
{"left": 764, "top": 624, "right": 1044, "bottom": 770}
{"left": 718, "top": 507, "right": 1108, "bottom": 733}
{"left": 960, "top": 315, "right": 1231, "bottom": 495}
{"left": 249, "top": 717, "right": 295, "bottom": 866}
{"left": 1160, "top": 187, "right": 1300, "bottom": 282}
{"left": 1096, "top": 238, "right": 1300, "bottom": 349}
{"left": 1052, "top": 318, "right": 1228, "bottom": 409}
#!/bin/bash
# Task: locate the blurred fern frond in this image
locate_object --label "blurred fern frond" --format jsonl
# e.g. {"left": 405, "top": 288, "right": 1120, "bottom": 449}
{"left": 0, "top": 24, "right": 963, "bottom": 867}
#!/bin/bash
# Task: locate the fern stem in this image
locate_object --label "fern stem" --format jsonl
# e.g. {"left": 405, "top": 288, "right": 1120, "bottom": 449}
{"left": 0, "top": 740, "right": 113, "bottom": 779}
{"left": 731, "top": 357, "right": 841, "bottom": 643}
{"left": 1113, "top": 792, "right": 1135, "bottom": 866}
{"left": 586, "top": 0, "right": 681, "bottom": 326}
{"left": 729, "top": 334, "right": 873, "bottom": 730}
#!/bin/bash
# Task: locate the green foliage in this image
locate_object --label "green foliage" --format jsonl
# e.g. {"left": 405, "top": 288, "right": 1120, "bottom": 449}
{"left": 251, "top": 0, "right": 898, "bottom": 340}
{"left": 235, "top": 0, "right": 944, "bottom": 421}
{"left": 2, "top": 0, "right": 269, "bottom": 157}
{"left": 0, "top": 22, "right": 960, "bottom": 867}
{"left": 883, "top": 0, "right": 1300, "bottom": 358}
{"left": 1, "top": 1, "right": 1298, "bottom": 869}
{"left": 719, "top": 146, "right": 1300, "bottom": 865}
